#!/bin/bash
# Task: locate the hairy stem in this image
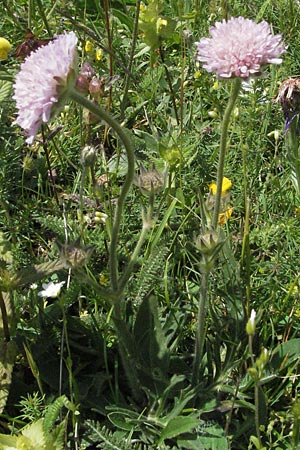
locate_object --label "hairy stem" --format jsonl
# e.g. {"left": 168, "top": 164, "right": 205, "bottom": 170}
{"left": 212, "top": 78, "right": 241, "bottom": 229}
{"left": 69, "top": 89, "right": 135, "bottom": 293}
{"left": 191, "top": 266, "right": 210, "bottom": 387}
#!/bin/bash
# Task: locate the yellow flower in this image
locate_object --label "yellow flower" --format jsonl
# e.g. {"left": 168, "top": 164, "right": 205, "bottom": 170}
{"left": 209, "top": 177, "right": 232, "bottom": 195}
{"left": 0, "top": 37, "right": 12, "bottom": 60}
{"left": 85, "top": 40, "right": 94, "bottom": 53}
{"left": 218, "top": 207, "right": 233, "bottom": 226}
{"left": 156, "top": 17, "right": 168, "bottom": 34}
{"left": 99, "top": 272, "right": 109, "bottom": 286}
{"left": 194, "top": 71, "right": 201, "bottom": 79}
{"left": 95, "top": 48, "right": 103, "bottom": 61}
{"left": 213, "top": 81, "right": 218, "bottom": 90}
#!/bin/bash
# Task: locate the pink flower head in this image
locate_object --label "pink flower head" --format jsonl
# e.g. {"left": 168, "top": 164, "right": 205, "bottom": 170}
{"left": 195, "top": 17, "right": 284, "bottom": 79}
{"left": 13, "top": 31, "right": 78, "bottom": 144}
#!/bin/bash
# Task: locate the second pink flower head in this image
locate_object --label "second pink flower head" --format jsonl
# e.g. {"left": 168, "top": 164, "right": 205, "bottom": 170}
{"left": 195, "top": 16, "right": 284, "bottom": 79}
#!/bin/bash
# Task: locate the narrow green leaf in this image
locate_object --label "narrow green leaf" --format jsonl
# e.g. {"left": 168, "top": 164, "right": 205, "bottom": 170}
{"left": 0, "top": 80, "right": 12, "bottom": 103}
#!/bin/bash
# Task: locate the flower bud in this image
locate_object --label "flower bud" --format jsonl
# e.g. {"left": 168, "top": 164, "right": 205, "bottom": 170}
{"left": 208, "top": 110, "right": 218, "bottom": 119}
{"left": 246, "top": 309, "right": 256, "bottom": 336}
{"left": 89, "top": 77, "right": 104, "bottom": 101}
{"left": 195, "top": 230, "right": 221, "bottom": 255}
{"left": 75, "top": 74, "right": 90, "bottom": 94}
{"left": 257, "top": 348, "right": 269, "bottom": 369}
{"left": 136, "top": 164, "right": 167, "bottom": 196}
{"left": 94, "top": 211, "right": 108, "bottom": 224}
{"left": 80, "top": 61, "right": 96, "bottom": 80}
{"left": 80, "top": 145, "right": 97, "bottom": 167}
{"left": 248, "top": 367, "right": 258, "bottom": 381}
{"left": 57, "top": 239, "right": 94, "bottom": 269}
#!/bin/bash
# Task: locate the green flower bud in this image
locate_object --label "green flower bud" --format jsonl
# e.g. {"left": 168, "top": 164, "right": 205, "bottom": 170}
{"left": 136, "top": 164, "right": 167, "bottom": 196}
{"left": 246, "top": 309, "right": 256, "bottom": 336}
{"left": 80, "top": 145, "right": 97, "bottom": 167}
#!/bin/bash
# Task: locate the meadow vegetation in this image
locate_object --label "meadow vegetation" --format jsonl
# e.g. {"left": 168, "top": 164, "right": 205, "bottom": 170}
{"left": 1, "top": 0, "right": 300, "bottom": 448}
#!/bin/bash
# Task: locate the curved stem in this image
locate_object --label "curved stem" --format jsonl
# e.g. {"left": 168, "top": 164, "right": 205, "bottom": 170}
{"left": 212, "top": 78, "right": 241, "bottom": 229}
{"left": 69, "top": 89, "right": 135, "bottom": 293}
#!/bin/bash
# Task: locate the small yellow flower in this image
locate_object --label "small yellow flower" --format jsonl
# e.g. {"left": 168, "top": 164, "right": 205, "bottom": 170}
{"left": 194, "top": 71, "right": 201, "bottom": 79}
{"left": 213, "top": 81, "right": 218, "bottom": 90}
{"left": 209, "top": 177, "right": 232, "bottom": 195}
{"left": 99, "top": 272, "right": 109, "bottom": 286}
{"left": 156, "top": 17, "right": 168, "bottom": 34}
{"left": 0, "top": 37, "right": 12, "bottom": 60}
{"left": 218, "top": 207, "right": 233, "bottom": 226}
{"left": 85, "top": 40, "right": 94, "bottom": 53}
{"left": 95, "top": 48, "right": 103, "bottom": 61}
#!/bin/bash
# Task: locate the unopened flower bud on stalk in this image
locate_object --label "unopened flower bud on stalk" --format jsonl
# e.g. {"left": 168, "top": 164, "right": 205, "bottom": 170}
{"left": 89, "top": 77, "right": 103, "bottom": 101}
{"left": 80, "top": 145, "right": 97, "bottom": 167}
{"left": 246, "top": 309, "right": 256, "bottom": 335}
{"left": 136, "top": 164, "right": 167, "bottom": 196}
{"left": 195, "top": 230, "right": 221, "bottom": 255}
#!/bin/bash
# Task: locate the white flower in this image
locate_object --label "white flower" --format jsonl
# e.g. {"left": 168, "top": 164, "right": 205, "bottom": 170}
{"left": 38, "top": 281, "right": 65, "bottom": 298}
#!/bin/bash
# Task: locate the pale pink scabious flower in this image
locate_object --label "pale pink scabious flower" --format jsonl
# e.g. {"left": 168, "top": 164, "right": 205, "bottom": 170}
{"left": 13, "top": 31, "right": 78, "bottom": 144}
{"left": 195, "top": 17, "right": 284, "bottom": 79}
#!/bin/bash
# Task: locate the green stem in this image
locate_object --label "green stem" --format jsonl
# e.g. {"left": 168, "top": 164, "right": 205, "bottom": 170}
{"left": 159, "top": 46, "right": 180, "bottom": 126}
{"left": 69, "top": 89, "right": 135, "bottom": 293}
{"left": 191, "top": 266, "right": 210, "bottom": 387}
{"left": 248, "top": 334, "right": 262, "bottom": 447}
{"left": 287, "top": 118, "right": 300, "bottom": 197}
{"left": 0, "top": 292, "right": 10, "bottom": 342}
{"left": 69, "top": 89, "right": 142, "bottom": 401}
{"left": 118, "top": 223, "right": 149, "bottom": 293}
{"left": 120, "top": 0, "right": 141, "bottom": 119}
{"left": 35, "top": 0, "right": 53, "bottom": 37}
{"left": 118, "top": 190, "right": 154, "bottom": 293}
{"left": 212, "top": 78, "right": 241, "bottom": 229}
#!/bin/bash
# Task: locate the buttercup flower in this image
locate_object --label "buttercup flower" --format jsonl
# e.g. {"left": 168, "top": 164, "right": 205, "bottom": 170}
{"left": 38, "top": 281, "right": 65, "bottom": 298}
{"left": 218, "top": 206, "right": 233, "bottom": 226}
{"left": 13, "top": 31, "right": 78, "bottom": 144}
{"left": 195, "top": 17, "right": 284, "bottom": 79}
{"left": 209, "top": 176, "right": 232, "bottom": 195}
{"left": 0, "top": 37, "right": 12, "bottom": 59}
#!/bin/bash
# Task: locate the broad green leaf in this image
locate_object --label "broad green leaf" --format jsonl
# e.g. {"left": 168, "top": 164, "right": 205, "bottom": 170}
{"left": 134, "top": 294, "right": 169, "bottom": 390}
{"left": 178, "top": 436, "right": 229, "bottom": 450}
{"left": 157, "top": 414, "right": 199, "bottom": 445}
{"left": 107, "top": 412, "right": 135, "bottom": 431}
{"left": 271, "top": 338, "right": 300, "bottom": 370}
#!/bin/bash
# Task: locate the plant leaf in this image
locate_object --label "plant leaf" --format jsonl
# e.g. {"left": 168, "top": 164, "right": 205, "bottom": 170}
{"left": 157, "top": 414, "right": 199, "bottom": 445}
{"left": 0, "top": 80, "right": 12, "bottom": 103}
